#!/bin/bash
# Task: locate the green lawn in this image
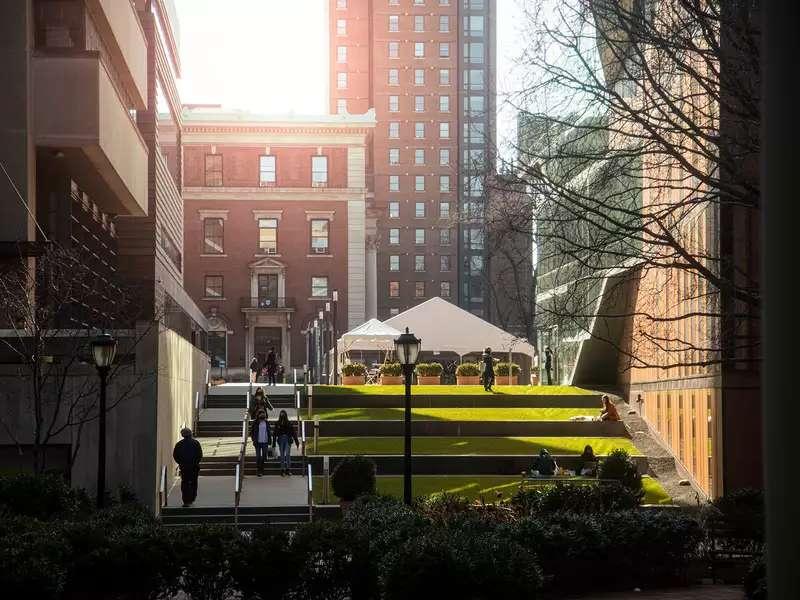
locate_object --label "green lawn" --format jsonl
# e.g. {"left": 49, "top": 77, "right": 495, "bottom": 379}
{"left": 312, "top": 385, "right": 595, "bottom": 396}
{"left": 312, "top": 474, "right": 671, "bottom": 505}
{"left": 309, "top": 436, "right": 639, "bottom": 456}
{"left": 310, "top": 407, "right": 601, "bottom": 421}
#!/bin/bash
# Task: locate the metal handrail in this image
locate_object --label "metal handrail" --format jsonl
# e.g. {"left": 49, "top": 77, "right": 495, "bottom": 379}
{"left": 307, "top": 463, "right": 314, "bottom": 521}
{"left": 301, "top": 420, "right": 307, "bottom": 476}
{"left": 234, "top": 463, "right": 241, "bottom": 527}
{"left": 159, "top": 465, "right": 167, "bottom": 508}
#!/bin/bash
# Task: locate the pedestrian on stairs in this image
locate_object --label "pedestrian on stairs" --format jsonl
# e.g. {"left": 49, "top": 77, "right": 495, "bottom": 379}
{"left": 265, "top": 347, "right": 278, "bottom": 386}
{"left": 250, "top": 410, "right": 272, "bottom": 477}
{"left": 173, "top": 428, "right": 202, "bottom": 507}
{"left": 272, "top": 410, "right": 299, "bottom": 476}
{"left": 249, "top": 355, "right": 260, "bottom": 384}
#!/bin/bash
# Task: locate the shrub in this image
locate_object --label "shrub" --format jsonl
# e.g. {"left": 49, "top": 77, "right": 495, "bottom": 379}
{"left": 230, "top": 527, "right": 298, "bottom": 600}
{"left": 170, "top": 524, "right": 240, "bottom": 600}
{"left": 510, "top": 481, "right": 642, "bottom": 515}
{"left": 455, "top": 362, "right": 480, "bottom": 376}
{"left": 0, "top": 473, "right": 91, "bottom": 520}
{"left": 710, "top": 488, "right": 765, "bottom": 544}
{"left": 0, "top": 518, "right": 70, "bottom": 600}
{"left": 744, "top": 553, "right": 767, "bottom": 600}
{"left": 416, "top": 491, "right": 471, "bottom": 522}
{"left": 380, "top": 362, "right": 402, "bottom": 377}
{"left": 415, "top": 362, "right": 443, "bottom": 377}
{"left": 342, "top": 362, "right": 367, "bottom": 377}
{"left": 343, "top": 495, "right": 427, "bottom": 561}
{"left": 495, "top": 362, "right": 521, "bottom": 376}
{"left": 331, "top": 455, "right": 377, "bottom": 501}
{"left": 599, "top": 448, "right": 642, "bottom": 492}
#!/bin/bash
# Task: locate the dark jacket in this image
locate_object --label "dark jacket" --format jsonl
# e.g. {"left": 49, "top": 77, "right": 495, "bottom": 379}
{"left": 249, "top": 357, "right": 260, "bottom": 373}
{"left": 272, "top": 419, "right": 299, "bottom": 446}
{"left": 265, "top": 351, "right": 277, "bottom": 371}
{"left": 250, "top": 419, "right": 272, "bottom": 446}
{"left": 173, "top": 437, "right": 202, "bottom": 470}
{"left": 533, "top": 451, "right": 557, "bottom": 476}
{"left": 544, "top": 350, "right": 553, "bottom": 369}
{"left": 482, "top": 353, "right": 495, "bottom": 377}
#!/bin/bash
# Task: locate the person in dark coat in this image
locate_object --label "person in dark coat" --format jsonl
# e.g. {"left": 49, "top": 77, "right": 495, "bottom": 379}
{"left": 250, "top": 410, "right": 272, "bottom": 477}
{"left": 544, "top": 347, "right": 553, "bottom": 385}
{"left": 173, "top": 428, "right": 203, "bottom": 507}
{"left": 249, "top": 387, "right": 271, "bottom": 420}
{"left": 264, "top": 347, "right": 277, "bottom": 386}
{"left": 249, "top": 355, "right": 260, "bottom": 384}
{"left": 532, "top": 448, "right": 558, "bottom": 476}
{"left": 481, "top": 347, "right": 495, "bottom": 392}
{"left": 272, "top": 410, "right": 300, "bottom": 476}
{"left": 578, "top": 444, "right": 598, "bottom": 476}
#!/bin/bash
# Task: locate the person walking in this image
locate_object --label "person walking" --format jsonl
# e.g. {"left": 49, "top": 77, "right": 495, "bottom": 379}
{"left": 172, "top": 428, "right": 203, "bottom": 507}
{"left": 249, "top": 387, "right": 270, "bottom": 420}
{"left": 272, "top": 410, "right": 300, "bottom": 476}
{"left": 250, "top": 410, "right": 272, "bottom": 477}
{"left": 481, "top": 347, "right": 495, "bottom": 392}
{"left": 265, "top": 347, "right": 277, "bottom": 386}
{"left": 544, "top": 346, "right": 553, "bottom": 385}
{"left": 249, "top": 355, "right": 260, "bottom": 384}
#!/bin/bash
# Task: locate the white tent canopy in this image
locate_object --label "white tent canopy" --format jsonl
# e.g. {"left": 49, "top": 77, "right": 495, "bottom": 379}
{"left": 337, "top": 318, "right": 402, "bottom": 355}
{"left": 383, "top": 297, "right": 537, "bottom": 359}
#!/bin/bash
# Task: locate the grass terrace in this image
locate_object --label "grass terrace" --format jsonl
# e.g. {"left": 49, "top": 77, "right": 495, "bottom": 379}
{"left": 309, "top": 436, "right": 639, "bottom": 456}
{"left": 312, "top": 474, "right": 671, "bottom": 505}
{"left": 309, "top": 407, "right": 602, "bottom": 421}
{"left": 311, "top": 385, "right": 596, "bottom": 396}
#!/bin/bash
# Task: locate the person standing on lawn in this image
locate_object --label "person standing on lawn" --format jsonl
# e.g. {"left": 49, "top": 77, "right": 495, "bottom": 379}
{"left": 272, "top": 410, "right": 300, "bottom": 476}
{"left": 172, "top": 428, "right": 202, "bottom": 507}
{"left": 481, "top": 347, "right": 495, "bottom": 392}
{"left": 264, "top": 347, "right": 277, "bottom": 386}
{"left": 250, "top": 410, "right": 272, "bottom": 477}
{"left": 544, "top": 346, "right": 553, "bottom": 385}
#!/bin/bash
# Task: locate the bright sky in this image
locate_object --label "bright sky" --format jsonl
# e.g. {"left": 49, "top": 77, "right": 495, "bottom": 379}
{"left": 175, "top": 0, "right": 527, "bottom": 147}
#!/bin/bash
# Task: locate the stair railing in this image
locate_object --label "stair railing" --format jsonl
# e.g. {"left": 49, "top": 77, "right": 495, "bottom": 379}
{"left": 158, "top": 465, "right": 168, "bottom": 508}
{"left": 234, "top": 463, "right": 241, "bottom": 528}
{"left": 204, "top": 369, "right": 209, "bottom": 408}
{"left": 307, "top": 463, "right": 314, "bottom": 522}
{"left": 301, "top": 420, "right": 307, "bottom": 475}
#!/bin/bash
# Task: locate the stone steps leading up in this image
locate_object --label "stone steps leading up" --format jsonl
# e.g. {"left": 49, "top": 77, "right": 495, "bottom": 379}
{"left": 160, "top": 504, "right": 310, "bottom": 529}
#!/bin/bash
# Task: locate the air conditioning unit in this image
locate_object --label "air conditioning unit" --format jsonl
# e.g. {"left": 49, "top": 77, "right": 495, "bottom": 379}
{"left": 314, "top": 247, "right": 328, "bottom": 254}
{"left": 267, "top": 247, "right": 278, "bottom": 255}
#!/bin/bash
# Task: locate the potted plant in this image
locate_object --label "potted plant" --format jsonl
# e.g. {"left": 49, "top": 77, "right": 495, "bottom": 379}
{"left": 495, "top": 362, "right": 521, "bottom": 385}
{"left": 341, "top": 362, "right": 367, "bottom": 385}
{"left": 455, "top": 362, "right": 481, "bottom": 385}
{"left": 379, "top": 362, "right": 403, "bottom": 385}
{"left": 415, "top": 362, "right": 443, "bottom": 385}
{"left": 330, "top": 455, "right": 377, "bottom": 509}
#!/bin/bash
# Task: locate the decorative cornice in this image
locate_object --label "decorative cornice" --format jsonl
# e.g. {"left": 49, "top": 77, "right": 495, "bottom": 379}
{"left": 305, "top": 210, "right": 336, "bottom": 222}
{"left": 184, "top": 187, "right": 367, "bottom": 202}
{"left": 253, "top": 209, "right": 284, "bottom": 221}
{"left": 197, "top": 209, "right": 229, "bottom": 220}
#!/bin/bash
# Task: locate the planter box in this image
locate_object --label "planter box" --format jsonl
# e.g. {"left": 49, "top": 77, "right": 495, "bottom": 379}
{"left": 417, "top": 375, "right": 441, "bottom": 385}
{"left": 456, "top": 376, "right": 481, "bottom": 385}
{"left": 341, "top": 375, "right": 365, "bottom": 385}
{"left": 495, "top": 375, "right": 519, "bottom": 385}
{"left": 380, "top": 376, "right": 403, "bottom": 385}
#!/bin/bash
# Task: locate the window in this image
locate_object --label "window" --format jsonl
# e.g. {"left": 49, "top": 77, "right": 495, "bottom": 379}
{"left": 467, "top": 228, "right": 484, "bottom": 250}
{"left": 258, "top": 218, "right": 278, "bottom": 253}
{"left": 414, "top": 122, "right": 425, "bottom": 138}
{"left": 440, "top": 228, "right": 451, "bottom": 245}
{"left": 203, "top": 218, "right": 224, "bottom": 254}
{"left": 389, "top": 148, "right": 400, "bottom": 165}
{"left": 337, "top": 19, "right": 346, "bottom": 35}
{"left": 415, "top": 281, "right": 425, "bottom": 298}
{"left": 439, "top": 15, "right": 450, "bottom": 32}
{"left": 389, "top": 281, "right": 400, "bottom": 298}
{"left": 389, "top": 307, "right": 400, "bottom": 315}
{"left": 464, "top": 122, "right": 485, "bottom": 144}
{"left": 439, "top": 175, "right": 450, "bottom": 192}
{"left": 337, "top": 0, "right": 347, "bottom": 8}
{"left": 414, "top": 0, "right": 424, "bottom": 4}
{"left": 415, "top": 202, "right": 426, "bottom": 218}
{"left": 464, "top": 15, "right": 484, "bottom": 36}
{"left": 464, "top": 95, "right": 485, "bottom": 117}
{"left": 439, "top": 42, "right": 450, "bottom": 58}
{"left": 439, "top": 69, "right": 450, "bottom": 85}
{"left": 259, "top": 155, "right": 276, "bottom": 186}
{"left": 440, "top": 281, "right": 451, "bottom": 298}
{"left": 414, "top": 96, "right": 425, "bottom": 112}
{"left": 439, "top": 122, "right": 450, "bottom": 138}
{"left": 389, "top": 15, "right": 399, "bottom": 32}
{"left": 439, "top": 0, "right": 450, "bottom": 4}
{"left": 311, "top": 156, "right": 328, "bottom": 186}
{"left": 439, "top": 202, "right": 450, "bottom": 218}
{"left": 388, "top": 68, "right": 399, "bottom": 85}
{"left": 337, "top": 72, "right": 347, "bottom": 89}
{"left": 465, "top": 0, "right": 484, "bottom": 7}
{"left": 464, "top": 69, "right": 484, "bottom": 90}
{"left": 389, "top": 122, "right": 400, "bottom": 138}
{"left": 389, "top": 228, "right": 400, "bottom": 244}
{"left": 310, "top": 219, "right": 329, "bottom": 253}
{"left": 204, "top": 275, "right": 223, "bottom": 298}
{"left": 470, "top": 255, "right": 484, "bottom": 273}
{"left": 464, "top": 175, "right": 484, "bottom": 196}
{"left": 389, "top": 201, "right": 400, "bottom": 218}
{"left": 389, "top": 175, "right": 400, "bottom": 192}
{"left": 388, "top": 41, "right": 399, "bottom": 58}
{"left": 205, "top": 154, "right": 223, "bottom": 187}
{"left": 389, "top": 255, "right": 400, "bottom": 271}
{"left": 415, "top": 255, "right": 425, "bottom": 271}
{"left": 414, "top": 148, "right": 425, "bottom": 165}
{"left": 414, "top": 69, "right": 425, "bottom": 86}
{"left": 415, "top": 175, "right": 425, "bottom": 191}
{"left": 337, "top": 45, "right": 347, "bottom": 63}
{"left": 440, "top": 255, "right": 451, "bottom": 271}
{"left": 414, "top": 15, "right": 424, "bottom": 31}
{"left": 439, "top": 95, "right": 450, "bottom": 112}
{"left": 464, "top": 148, "right": 485, "bottom": 168}
{"left": 414, "top": 42, "right": 425, "bottom": 58}
{"left": 439, "top": 148, "right": 450, "bottom": 165}
{"left": 311, "top": 276, "right": 329, "bottom": 298}
{"left": 389, "top": 95, "right": 399, "bottom": 112}
{"left": 415, "top": 229, "right": 425, "bottom": 244}
{"left": 336, "top": 99, "right": 347, "bottom": 114}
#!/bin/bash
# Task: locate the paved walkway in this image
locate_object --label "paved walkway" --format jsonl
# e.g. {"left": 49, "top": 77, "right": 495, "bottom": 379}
{"left": 210, "top": 382, "right": 297, "bottom": 395}
{"left": 168, "top": 474, "right": 308, "bottom": 507}
{"left": 568, "top": 585, "right": 742, "bottom": 599}
{"left": 199, "top": 407, "right": 299, "bottom": 422}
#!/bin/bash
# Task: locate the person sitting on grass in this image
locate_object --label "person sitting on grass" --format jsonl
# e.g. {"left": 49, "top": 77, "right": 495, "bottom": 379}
{"left": 577, "top": 444, "right": 598, "bottom": 476}
{"left": 600, "top": 395, "right": 621, "bottom": 422}
{"left": 532, "top": 448, "right": 557, "bottom": 476}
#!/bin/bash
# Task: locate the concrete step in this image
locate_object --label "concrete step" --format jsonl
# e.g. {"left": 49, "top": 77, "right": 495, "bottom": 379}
{"left": 160, "top": 505, "right": 310, "bottom": 528}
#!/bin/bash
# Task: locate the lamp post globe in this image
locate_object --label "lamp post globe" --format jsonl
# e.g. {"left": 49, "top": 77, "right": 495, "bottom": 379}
{"left": 91, "top": 332, "right": 117, "bottom": 368}
{"left": 393, "top": 327, "right": 421, "bottom": 504}
{"left": 91, "top": 332, "right": 117, "bottom": 508}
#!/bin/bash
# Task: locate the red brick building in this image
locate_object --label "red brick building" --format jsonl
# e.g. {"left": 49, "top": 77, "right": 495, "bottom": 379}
{"left": 181, "top": 108, "right": 375, "bottom": 377}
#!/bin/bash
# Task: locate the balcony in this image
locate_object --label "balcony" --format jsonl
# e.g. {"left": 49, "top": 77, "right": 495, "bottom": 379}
{"left": 33, "top": 52, "right": 148, "bottom": 216}
{"left": 241, "top": 297, "right": 296, "bottom": 312}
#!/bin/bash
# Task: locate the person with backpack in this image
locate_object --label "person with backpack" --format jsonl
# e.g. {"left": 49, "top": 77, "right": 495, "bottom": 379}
{"left": 272, "top": 410, "right": 300, "bottom": 476}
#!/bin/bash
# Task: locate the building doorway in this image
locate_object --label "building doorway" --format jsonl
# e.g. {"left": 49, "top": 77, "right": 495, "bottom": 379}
{"left": 257, "top": 274, "right": 279, "bottom": 308}
{"left": 254, "top": 327, "right": 282, "bottom": 364}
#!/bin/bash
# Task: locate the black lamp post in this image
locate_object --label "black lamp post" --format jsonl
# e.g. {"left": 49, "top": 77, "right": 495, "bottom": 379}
{"left": 394, "top": 327, "right": 421, "bottom": 504}
{"left": 331, "top": 290, "right": 339, "bottom": 384}
{"left": 91, "top": 332, "right": 117, "bottom": 509}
